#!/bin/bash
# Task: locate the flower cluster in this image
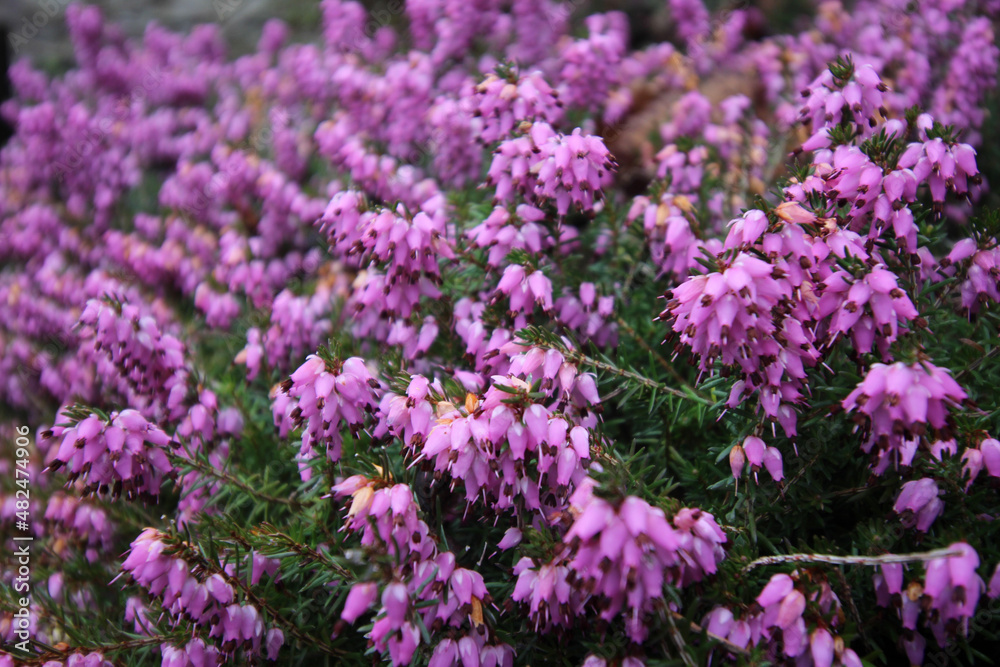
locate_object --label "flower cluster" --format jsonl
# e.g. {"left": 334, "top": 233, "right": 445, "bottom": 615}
{"left": 800, "top": 59, "right": 888, "bottom": 146}
{"left": 174, "top": 391, "right": 243, "bottom": 524}
{"left": 273, "top": 355, "right": 380, "bottom": 478}
{"left": 660, "top": 249, "right": 817, "bottom": 436}
{"left": 77, "top": 298, "right": 188, "bottom": 413}
{"left": 940, "top": 238, "right": 1000, "bottom": 314}
{"left": 729, "top": 435, "right": 784, "bottom": 487}
{"left": 332, "top": 474, "right": 514, "bottom": 666}
{"left": 704, "top": 571, "right": 861, "bottom": 665}
{"left": 406, "top": 372, "right": 596, "bottom": 511}
{"left": 1, "top": 0, "right": 999, "bottom": 664}
{"left": 43, "top": 492, "right": 115, "bottom": 562}
{"left": 0, "top": 652, "right": 114, "bottom": 667}
{"left": 873, "top": 543, "right": 985, "bottom": 662}
{"left": 488, "top": 122, "right": 617, "bottom": 216}
{"left": 467, "top": 204, "right": 553, "bottom": 268}
{"left": 893, "top": 478, "right": 944, "bottom": 532}
{"left": 628, "top": 193, "right": 718, "bottom": 280}
{"left": 42, "top": 408, "right": 175, "bottom": 500}
{"left": 496, "top": 264, "right": 555, "bottom": 315}
{"left": 472, "top": 69, "right": 564, "bottom": 144}
{"left": 318, "top": 191, "right": 454, "bottom": 337}
{"left": 514, "top": 478, "right": 726, "bottom": 641}
{"left": 842, "top": 361, "right": 967, "bottom": 473}
{"left": 121, "top": 528, "right": 282, "bottom": 660}
{"left": 554, "top": 283, "right": 617, "bottom": 347}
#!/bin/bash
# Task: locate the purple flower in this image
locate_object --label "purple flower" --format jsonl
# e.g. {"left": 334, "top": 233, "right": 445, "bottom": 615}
{"left": 341, "top": 582, "right": 378, "bottom": 625}
{"left": 488, "top": 123, "right": 617, "bottom": 216}
{"left": 44, "top": 409, "right": 175, "bottom": 501}
{"left": 843, "top": 361, "right": 966, "bottom": 472}
{"left": 893, "top": 478, "right": 943, "bottom": 532}
{"left": 273, "top": 355, "right": 380, "bottom": 477}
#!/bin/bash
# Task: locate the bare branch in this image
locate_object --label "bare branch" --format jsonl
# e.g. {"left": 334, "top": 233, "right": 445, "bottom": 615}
{"left": 742, "top": 547, "right": 964, "bottom": 573}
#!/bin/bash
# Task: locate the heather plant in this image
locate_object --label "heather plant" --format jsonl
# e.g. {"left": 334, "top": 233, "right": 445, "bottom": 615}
{"left": 1, "top": 1, "right": 1000, "bottom": 666}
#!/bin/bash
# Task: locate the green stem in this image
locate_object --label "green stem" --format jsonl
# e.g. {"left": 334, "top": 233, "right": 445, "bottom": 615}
{"left": 546, "top": 338, "right": 714, "bottom": 405}
{"left": 169, "top": 452, "right": 308, "bottom": 510}
{"left": 174, "top": 541, "right": 345, "bottom": 658}
{"left": 251, "top": 524, "right": 354, "bottom": 581}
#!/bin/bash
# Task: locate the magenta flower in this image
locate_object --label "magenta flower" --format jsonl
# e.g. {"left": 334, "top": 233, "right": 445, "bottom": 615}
{"left": 514, "top": 478, "right": 725, "bottom": 641}
{"left": 843, "top": 361, "right": 967, "bottom": 472}
{"left": 661, "top": 249, "right": 818, "bottom": 435}
{"left": 898, "top": 137, "right": 979, "bottom": 202}
{"left": 980, "top": 438, "right": 1000, "bottom": 477}
{"left": 341, "top": 582, "right": 378, "bottom": 625}
{"left": 488, "top": 122, "right": 617, "bottom": 215}
{"left": 496, "top": 264, "right": 555, "bottom": 314}
{"left": 273, "top": 355, "right": 380, "bottom": 478}
{"left": 988, "top": 564, "right": 1000, "bottom": 599}
{"left": 44, "top": 409, "right": 175, "bottom": 500}
{"left": 472, "top": 69, "right": 563, "bottom": 144}
{"left": 77, "top": 298, "right": 188, "bottom": 412}
{"left": 752, "top": 572, "right": 855, "bottom": 661}
{"left": 121, "top": 529, "right": 274, "bottom": 658}
{"left": 818, "top": 265, "right": 919, "bottom": 355}
{"left": 893, "top": 478, "right": 943, "bottom": 532}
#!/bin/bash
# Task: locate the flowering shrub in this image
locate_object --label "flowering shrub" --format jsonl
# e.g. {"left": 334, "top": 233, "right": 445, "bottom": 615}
{"left": 2, "top": 1, "right": 1000, "bottom": 666}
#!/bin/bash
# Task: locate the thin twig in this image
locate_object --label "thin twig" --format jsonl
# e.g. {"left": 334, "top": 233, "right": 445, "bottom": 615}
{"left": 742, "top": 547, "right": 964, "bottom": 573}
{"left": 956, "top": 345, "right": 1000, "bottom": 381}
{"left": 169, "top": 453, "right": 307, "bottom": 509}
{"left": 778, "top": 448, "right": 823, "bottom": 493}
{"left": 582, "top": 351, "right": 710, "bottom": 403}
{"left": 616, "top": 316, "right": 703, "bottom": 394}
{"left": 670, "top": 611, "right": 751, "bottom": 657}
{"left": 252, "top": 525, "right": 354, "bottom": 581}
{"left": 530, "top": 335, "right": 713, "bottom": 405}
{"left": 833, "top": 568, "right": 871, "bottom": 652}
{"left": 665, "top": 610, "right": 698, "bottom": 667}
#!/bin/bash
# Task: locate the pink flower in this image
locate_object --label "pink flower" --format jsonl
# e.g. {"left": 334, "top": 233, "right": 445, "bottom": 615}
{"left": 45, "top": 409, "right": 175, "bottom": 501}
{"left": 921, "top": 542, "right": 983, "bottom": 634}
{"left": 729, "top": 445, "right": 746, "bottom": 483}
{"left": 341, "top": 582, "right": 378, "bottom": 624}
{"left": 842, "top": 361, "right": 966, "bottom": 472}
{"left": 810, "top": 627, "right": 834, "bottom": 667}
{"left": 981, "top": 438, "right": 1000, "bottom": 477}
{"left": 893, "top": 478, "right": 943, "bottom": 532}
{"left": 962, "top": 447, "right": 984, "bottom": 489}
{"left": 273, "top": 355, "right": 380, "bottom": 477}
{"left": 988, "top": 564, "right": 1000, "bottom": 599}
{"left": 488, "top": 123, "right": 617, "bottom": 215}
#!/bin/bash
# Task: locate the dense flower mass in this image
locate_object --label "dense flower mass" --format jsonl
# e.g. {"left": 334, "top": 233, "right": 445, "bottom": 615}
{"left": 2, "top": 0, "right": 1000, "bottom": 666}
{"left": 120, "top": 528, "right": 281, "bottom": 660}
{"left": 272, "top": 354, "right": 380, "bottom": 477}
{"left": 842, "top": 361, "right": 968, "bottom": 473}
{"left": 41, "top": 408, "right": 175, "bottom": 500}
{"left": 512, "top": 477, "right": 727, "bottom": 642}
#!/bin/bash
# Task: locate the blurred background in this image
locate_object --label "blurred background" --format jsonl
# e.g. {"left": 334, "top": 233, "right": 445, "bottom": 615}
{"left": 0, "top": 0, "right": 326, "bottom": 68}
{"left": 0, "top": 0, "right": 810, "bottom": 70}
{"left": 0, "top": 0, "right": 842, "bottom": 154}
